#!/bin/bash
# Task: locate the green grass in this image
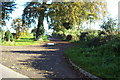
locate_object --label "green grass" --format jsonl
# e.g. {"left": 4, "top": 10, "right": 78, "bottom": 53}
{"left": 1, "top": 40, "right": 41, "bottom": 46}
{"left": 65, "top": 35, "right": 120, "bottom": 79}
{"left": 40, "top": 35, "right": 49, "bottom": 41}
{"left": 1, "top": 34, "right": 49, "bottom": 46}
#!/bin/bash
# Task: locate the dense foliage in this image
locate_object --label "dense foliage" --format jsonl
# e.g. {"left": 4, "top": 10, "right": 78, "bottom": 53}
{"left": 48, "top": 1, "right": 107, "bottom": 31}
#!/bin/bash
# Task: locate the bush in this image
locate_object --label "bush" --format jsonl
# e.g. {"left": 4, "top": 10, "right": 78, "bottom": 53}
{"left": 79, "top": 32, "right": 88, "bottom": 41}
{"left": 80, "top": 30, "right": 100, "bottom": 41}
{"left": 4, "top": 30, "right": 14, "bottom": 42}
{"left": 0, "top": 28, "right": 5, "bottom": 41}
{"left": 52, "top": 29, "right": 81, "bottom": 41}
{"left": 66, "top": 35, "right": 72, "bottom": 41}
{"left": 52, "top": 31, "right": 66, "bottom": 39}
{"left": 85, "top": 34, "right": 117, "bottom": 47}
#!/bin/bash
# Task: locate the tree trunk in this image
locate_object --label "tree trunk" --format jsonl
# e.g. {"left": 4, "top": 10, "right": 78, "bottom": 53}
{"left": 36, "top": 2, "right": 46, "bottom": 40}
{"left": 36, "top": 15, "right": 44, "bottom": 39}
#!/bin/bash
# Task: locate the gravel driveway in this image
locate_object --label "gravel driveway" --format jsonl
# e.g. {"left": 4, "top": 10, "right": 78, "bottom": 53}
{"left": 1, "top": 38, "right": 80, "bottom": 78}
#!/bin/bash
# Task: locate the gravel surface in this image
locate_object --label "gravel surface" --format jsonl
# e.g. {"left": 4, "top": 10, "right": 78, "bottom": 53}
{"left": 1, "top": 38, "right": 80, "bottom": 78}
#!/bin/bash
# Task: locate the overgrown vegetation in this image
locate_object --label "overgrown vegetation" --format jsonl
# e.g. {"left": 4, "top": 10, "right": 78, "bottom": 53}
{"left": 64, "top": 15, "right": 120, "bottom": 79}
{"left": 65, "top": 32, "right": 120, "bottom": 79}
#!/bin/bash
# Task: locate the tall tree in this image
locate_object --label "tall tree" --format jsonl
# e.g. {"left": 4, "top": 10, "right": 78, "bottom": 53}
{"left": 22, "top": 2, "right": 47, "bottom": 40}
{"left": 0, "top": 2, "right": 16, "bottom": 26}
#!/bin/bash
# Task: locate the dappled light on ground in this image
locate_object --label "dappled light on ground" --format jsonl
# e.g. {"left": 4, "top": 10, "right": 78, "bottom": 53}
{"left": 1, "top": 40, "right": 79, "bottom": 78}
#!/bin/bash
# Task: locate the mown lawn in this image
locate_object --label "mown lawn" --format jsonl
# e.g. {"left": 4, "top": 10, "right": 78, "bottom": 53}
{"left": 65, "top": 35, "right": 120, "bottom": 79}
{"left": 1, "top": 35, "right": 49, "bottom": 46}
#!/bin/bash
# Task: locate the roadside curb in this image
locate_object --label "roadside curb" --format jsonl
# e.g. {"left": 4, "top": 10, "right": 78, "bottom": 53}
{"left": 64, "top": 55, "right": 102, "bottom": 80}
{"left": 0, "top": 64, "right": 30, "bottom": 79}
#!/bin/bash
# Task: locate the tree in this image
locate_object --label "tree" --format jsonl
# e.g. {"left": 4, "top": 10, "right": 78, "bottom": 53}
{"left": 11, "top": 18, "right": 28, "bottom": 39}
{"left": 0, "top": 2, "right": 16, "bottom": 26}
{"left": 100, "top": 17, "right": 117, "bottom": 33}
{"left": 22, "top": 2, "right": 46, "bottom": 40}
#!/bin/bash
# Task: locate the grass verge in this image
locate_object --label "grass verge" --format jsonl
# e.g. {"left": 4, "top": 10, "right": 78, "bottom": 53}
{"left": 1, "top": 35, "right": 49, "bottom": 46}
{"left": 65, "top": 35, "right": 120, "bottom": 79}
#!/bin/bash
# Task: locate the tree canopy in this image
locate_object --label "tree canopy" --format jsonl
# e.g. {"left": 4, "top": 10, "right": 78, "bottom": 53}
{"left": 22, "top": 0, "right": 107, "bottom": 39}
{"left": 47, "top": 1, "right": 107, "bottom": 30}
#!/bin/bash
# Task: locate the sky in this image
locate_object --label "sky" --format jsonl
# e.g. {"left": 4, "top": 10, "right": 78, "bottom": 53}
{"left": 107, "top": 0, "right": 119, "bottom": 18}
{"left": 3, "top": 0, "right": 120, "bottom": 32}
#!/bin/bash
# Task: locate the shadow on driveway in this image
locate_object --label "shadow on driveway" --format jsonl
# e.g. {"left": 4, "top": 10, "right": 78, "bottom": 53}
{"left": 2, "top": 41, "right": 79, "bottom": 78}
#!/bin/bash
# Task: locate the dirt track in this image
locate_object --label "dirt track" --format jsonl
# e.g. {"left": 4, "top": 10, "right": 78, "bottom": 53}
{"left": 1, "top": 38, "right": 80, "bottom": 78}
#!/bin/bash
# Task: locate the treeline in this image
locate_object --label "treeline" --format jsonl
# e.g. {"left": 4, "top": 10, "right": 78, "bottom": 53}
{"left": 22, "top": 0, "right": 107, "bottom": 40}
{"left": 1, "top": 1, "right": 119, "bottom": 42}
{"left": 0, "top": 27, "right": 29, "bottom": 42}
{"left": 52, "top": 16, "right": 119, "bottom": 41}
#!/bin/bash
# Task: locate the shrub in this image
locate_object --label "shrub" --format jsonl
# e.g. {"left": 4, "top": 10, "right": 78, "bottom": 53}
{"left": 63, "top": 28, "right": 80, "bottom": 41}
{"left": 98, "top": 31, "right": 108, "bottom": 36}
{"left": 79, "top": 32, "right": 88, "bottom": 41}
{"left": 86, "top": 34, "right": 117, "bottom": 47}
{"left": 52, "top": 31, "right": 66, "bottom": 39}
{"left": 0, "top": 27, "right": 5, "bottom": 41}
{"left": 4, "top": 30, "right": 14, "bottom": 42}
{"left": 52, "top": 28, "right": 80, "bottom": 41}
{"left": 66, "top": 35, "right": 72, "bottom": 41}
{"left": 80, "top": 30, "right": 100, "bottom": 41}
